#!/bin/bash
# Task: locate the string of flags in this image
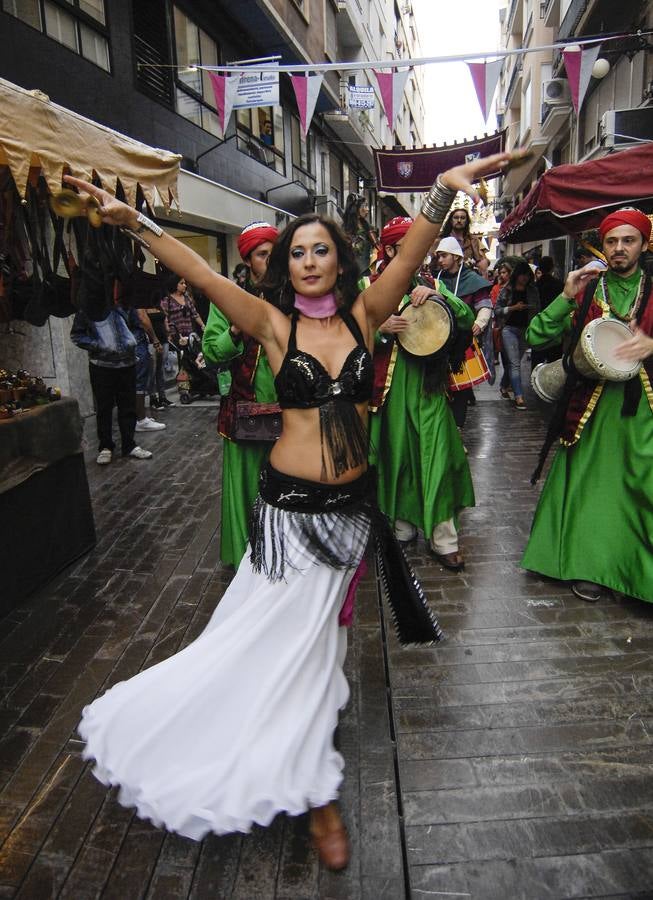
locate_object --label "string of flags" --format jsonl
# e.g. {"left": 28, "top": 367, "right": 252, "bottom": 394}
{"left": 166, "top": 31, "right": 644, "bottom": 139}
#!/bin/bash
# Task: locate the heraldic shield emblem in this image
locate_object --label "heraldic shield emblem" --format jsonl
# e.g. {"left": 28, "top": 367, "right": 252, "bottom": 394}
{"left": 397, "top": 160, "right": 413, "bottom": 179}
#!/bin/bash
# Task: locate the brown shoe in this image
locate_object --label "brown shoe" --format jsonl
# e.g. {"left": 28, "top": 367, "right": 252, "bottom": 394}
{"left": 430, "top": 549, "right": 465, "bottom": 572}
{"left": 310, "top": 804, "right": 350, "bottom": 871}
{"left": 311, "top": 825, "right": 350, "bottom": 870}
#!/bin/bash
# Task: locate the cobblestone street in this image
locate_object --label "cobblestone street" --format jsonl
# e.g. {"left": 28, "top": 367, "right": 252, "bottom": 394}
{"left": 1, "top": 382, "right": 653, "bottom": 899}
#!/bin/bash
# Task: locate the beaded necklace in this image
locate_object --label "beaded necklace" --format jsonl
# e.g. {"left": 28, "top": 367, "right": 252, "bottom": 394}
{"left": 599, "top": 271, "right": 644, "bottom": 322}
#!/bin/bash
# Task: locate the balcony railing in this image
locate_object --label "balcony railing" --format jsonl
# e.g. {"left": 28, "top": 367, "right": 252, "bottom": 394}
{"left": 504, "top": 59, "right": 523, "bottom": 108}
{"left": 558, "top": 0, "right": 590, "bottom": 42}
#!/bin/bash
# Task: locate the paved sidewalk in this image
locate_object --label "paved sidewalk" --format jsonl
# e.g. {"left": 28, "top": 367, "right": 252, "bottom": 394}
{"left": 1, "top": 384, "right": 652, "bottom": 899}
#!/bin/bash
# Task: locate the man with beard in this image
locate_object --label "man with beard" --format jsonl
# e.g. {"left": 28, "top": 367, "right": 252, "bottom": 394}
{"left": 440, "top": 207, "right": 489, "bottom": 276}
{"left": 433, "top": 236, "right": 493, "bottom": 429}
{"left": 369, "top": 217, "right": 475, "bottom": 571}
{"left": 523, "top": 208, "right": 653, "bottom": 604}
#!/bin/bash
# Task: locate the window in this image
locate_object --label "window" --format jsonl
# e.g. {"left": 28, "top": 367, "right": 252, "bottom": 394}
{"left": 3, "top": 0, "right": 110, "bottom": 71}
{"left": 237, "top": 105, "right": 285, "bottom": 175}
{"left": 173, "top": 7, "right": 220, "bottom": 136}
{"left": 291, "top": 115, "right": 314, "bottom": 175}
{"left": 133, "top": 0, "right": 173, "bottom": 105}
{"left": 329, "top": 153, "right": 343, "bottom": 205}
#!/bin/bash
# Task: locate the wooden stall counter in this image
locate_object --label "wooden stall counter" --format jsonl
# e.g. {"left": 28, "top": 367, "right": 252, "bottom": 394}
{"left": 0, "top": 398, "right": 96, "bottom": 613}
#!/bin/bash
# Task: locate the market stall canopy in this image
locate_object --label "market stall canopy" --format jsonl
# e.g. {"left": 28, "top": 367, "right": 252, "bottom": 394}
{"left": 499, "top": 143, "right": 653, "bottom": 243}
{"left": 0, "top": 77, "right": 181, "bottom": 209}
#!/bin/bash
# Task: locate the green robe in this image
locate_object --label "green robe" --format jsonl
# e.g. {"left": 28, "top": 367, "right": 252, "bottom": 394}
{"left": 202, "top": 306, "right": 276, "bottom": 568}
{"left": 369, "top": 292, "right": 475, "bottom": 536}
{"left": 522, "top": 270, "right": 653, "bottom": 602}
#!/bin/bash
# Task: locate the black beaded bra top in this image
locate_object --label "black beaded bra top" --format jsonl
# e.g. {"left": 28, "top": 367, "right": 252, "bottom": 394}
{"left": 275, "top": 308, "right": 373, "bottom": 478}
{"left": 275, "top": 308, "right": 373, "bottom": 407}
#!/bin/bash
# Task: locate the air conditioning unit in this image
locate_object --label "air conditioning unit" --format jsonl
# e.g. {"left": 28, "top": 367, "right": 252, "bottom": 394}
{"left": 542, "top": 79, "right": 571, "bottom": 105}
{"left": 600, "top": 107, "right": 653, "bottom": 148}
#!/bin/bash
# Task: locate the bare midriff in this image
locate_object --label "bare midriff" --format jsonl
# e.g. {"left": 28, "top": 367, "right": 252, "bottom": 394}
{"left": 268, "top": 404, "right": 370, "bottom": 485}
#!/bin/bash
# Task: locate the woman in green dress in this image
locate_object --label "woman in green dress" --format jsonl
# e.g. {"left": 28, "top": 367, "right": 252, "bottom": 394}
{"left": 369, "top": 217, "right": 475, "bottom": 571}
{"left": 202, "top": 222, "right": 278, "bottom": 568}
{"left": 522, "top": 209, "right": 653, "bottom": 603}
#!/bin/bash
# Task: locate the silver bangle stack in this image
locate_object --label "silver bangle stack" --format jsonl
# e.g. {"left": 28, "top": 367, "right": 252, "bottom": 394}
{"left": 121, "top": 212, "right": 164, "bottom": 249}
{"left": 420, "top": 176, "right": 457, "bottom": 225}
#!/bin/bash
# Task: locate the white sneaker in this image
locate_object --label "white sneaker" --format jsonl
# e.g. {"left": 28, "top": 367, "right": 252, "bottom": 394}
{"left": 135, "top": 417, "right": 166, "bottom": 432}
{"left": 96, "top": 448, "right": 112, "bottom": 465}
{"left": 128, "top": 446, "right": 153, "bottom": 460}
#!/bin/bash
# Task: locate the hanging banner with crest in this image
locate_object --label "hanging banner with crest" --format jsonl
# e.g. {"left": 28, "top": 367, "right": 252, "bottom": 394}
{"left": 374, "top": 131, "right": 506, "bottom": 192}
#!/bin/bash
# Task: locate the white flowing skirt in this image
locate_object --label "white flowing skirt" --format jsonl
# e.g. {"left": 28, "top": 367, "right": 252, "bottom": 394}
{"left": 78, "top": 505, "right": 369, "bottom": 840}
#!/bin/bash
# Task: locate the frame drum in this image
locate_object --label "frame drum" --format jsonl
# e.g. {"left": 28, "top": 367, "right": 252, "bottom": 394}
{"left": 397, "top": 297, "right": 455, "bottom": 358}
{"left": 530, "top": 318, "right": 641, "bottom": 403}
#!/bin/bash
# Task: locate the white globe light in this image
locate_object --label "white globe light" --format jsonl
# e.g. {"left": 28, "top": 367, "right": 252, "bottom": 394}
{"left": 592, "top": 58, "right": 610, "bottom": 79}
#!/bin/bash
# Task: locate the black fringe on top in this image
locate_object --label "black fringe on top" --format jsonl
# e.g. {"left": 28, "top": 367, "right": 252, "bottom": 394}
{"left": 319, "top": 397, "right": 369, "bottom": 479}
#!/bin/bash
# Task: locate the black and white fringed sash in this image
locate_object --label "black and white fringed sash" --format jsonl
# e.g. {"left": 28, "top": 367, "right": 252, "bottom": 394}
{"left": 249, "top": 464, "right": 443, "bottom": 646}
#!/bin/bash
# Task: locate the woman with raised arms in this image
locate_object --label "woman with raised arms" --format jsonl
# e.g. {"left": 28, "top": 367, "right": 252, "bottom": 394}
{"left": 65, "top": 149, "right": 514, "bottom": 871}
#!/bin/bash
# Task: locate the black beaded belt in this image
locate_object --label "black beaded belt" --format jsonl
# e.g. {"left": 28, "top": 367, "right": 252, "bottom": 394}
{"left": 258, "top": 463, "right": 373, "bottom": 514}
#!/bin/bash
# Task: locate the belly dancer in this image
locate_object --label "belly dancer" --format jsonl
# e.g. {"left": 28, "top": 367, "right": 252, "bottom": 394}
{"left": 64, "top": 149, "right": 512, "bottom": 870}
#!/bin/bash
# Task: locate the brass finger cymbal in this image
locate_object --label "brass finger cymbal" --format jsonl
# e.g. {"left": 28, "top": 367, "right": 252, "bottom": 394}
{"left": 50, "top": 189, "right": 83, "bottom": 218}
{"left": 85, "top": 196, "right": 103, "bottom": 228}
{"left": 50, "top": 190, "right": 103, "bottom": 228}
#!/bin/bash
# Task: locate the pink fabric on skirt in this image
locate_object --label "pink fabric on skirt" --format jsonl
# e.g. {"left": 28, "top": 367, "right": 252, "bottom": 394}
{"left": 339, "top": 558, "right": 368, "bottom": 627}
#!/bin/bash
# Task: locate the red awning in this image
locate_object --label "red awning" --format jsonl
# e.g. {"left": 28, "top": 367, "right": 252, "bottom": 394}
{"left": 499, "top": 143, "right": 653, "bottom": 243}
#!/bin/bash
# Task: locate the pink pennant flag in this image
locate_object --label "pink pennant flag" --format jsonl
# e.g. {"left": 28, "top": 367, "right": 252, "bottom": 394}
{"left": 290, "top": 73, "right": 324, "bottom": 138}
{"left": 563, "top": 44, "right": 600, "bottom": 114}
{"left": 466, "top": 58, "right": 504, "bottom": 122}
{"left": 373, "top": 67, "right": 411, "bottom": 128}
{"left": 208, "top": 71, "right": 241, "bottom": 137}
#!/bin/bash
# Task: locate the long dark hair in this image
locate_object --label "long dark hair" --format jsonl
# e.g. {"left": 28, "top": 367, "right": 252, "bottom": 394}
{"left": 342, "top": 194, "right": 369, "bottom": 236}
{"left": 259, "top": 213, "right": 360, "bottom": 313}
{"left": 441, "top": 208, "right": 471, "bottom": 240}
{"left": 509, "top": 260, "right": 534, "bottom": 290}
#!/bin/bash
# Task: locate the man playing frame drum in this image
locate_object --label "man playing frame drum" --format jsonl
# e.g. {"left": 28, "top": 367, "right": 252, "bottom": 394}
{"left": 369, "top": 217, "right": 475, "bottom": 572}
{"left": 522, "top": 207, "right": 653, "bottom": 604}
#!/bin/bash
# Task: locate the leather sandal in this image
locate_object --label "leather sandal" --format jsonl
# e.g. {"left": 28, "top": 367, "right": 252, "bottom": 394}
{"left": 430, "top": 549, "right": 465, "bottom": 572}
{"left": 310, "top": 825, "right": 350, "bottom": 870}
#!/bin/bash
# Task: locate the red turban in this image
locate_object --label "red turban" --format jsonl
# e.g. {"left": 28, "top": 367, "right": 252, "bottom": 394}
{"left": 381, "top": 216, "right": 413, "bottom": 247}
{"left": 599, "top": 208, "right": 652, "bottom": 242}
{"left": 237, "top": 221, "right": 279, "bottom": 261}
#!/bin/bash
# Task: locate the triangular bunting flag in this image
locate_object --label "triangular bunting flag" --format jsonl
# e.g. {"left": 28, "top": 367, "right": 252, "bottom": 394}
{"left": 290, "top": 73, "right": 324, "bottom": 138}
{"left": 563, "top": 44, "right": 600, "bottom": 114}
{"left": 207, "top": 71, "right": 241, "bottom": 138}
{"left": 372, "top": 67, "right": 411, "bottom": 128}
{"left": 466, "top": 58, "right": 504, "bottom": 122}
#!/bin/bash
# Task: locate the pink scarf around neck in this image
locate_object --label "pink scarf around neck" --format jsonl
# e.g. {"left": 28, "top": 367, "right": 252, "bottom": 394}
{"left": 294, "top": 291, "right": 338, "bottom": 318}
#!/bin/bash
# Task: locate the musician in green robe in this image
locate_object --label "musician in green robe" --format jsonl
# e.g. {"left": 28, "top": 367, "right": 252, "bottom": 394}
{"left": 522, "top": 208, "right": 653, "bottom": 603}
{"left": 369, "top": 217, "right": 475, "bottom": 572}
{"left": 202, "top": 222, "right": 278, "bottom": 568}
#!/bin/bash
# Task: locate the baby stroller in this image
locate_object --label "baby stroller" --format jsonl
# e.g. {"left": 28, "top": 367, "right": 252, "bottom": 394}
{"left": 170, "top": 332, "right": 219, "bottom": 404}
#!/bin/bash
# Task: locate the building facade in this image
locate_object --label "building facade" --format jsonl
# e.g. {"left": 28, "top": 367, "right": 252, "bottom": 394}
{"left": 0, "top": 0, "right": 425, "bottom": 411}
{"left": 496, "top": 0, "right": 653, "bottom": 267}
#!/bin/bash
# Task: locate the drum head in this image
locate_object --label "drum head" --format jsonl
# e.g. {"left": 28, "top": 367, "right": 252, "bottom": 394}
{"left": 397, "top": 298, "right": 454, "bottom": 357}
{"left": 578, "top": 318, "right": 641, "bottom": 380}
